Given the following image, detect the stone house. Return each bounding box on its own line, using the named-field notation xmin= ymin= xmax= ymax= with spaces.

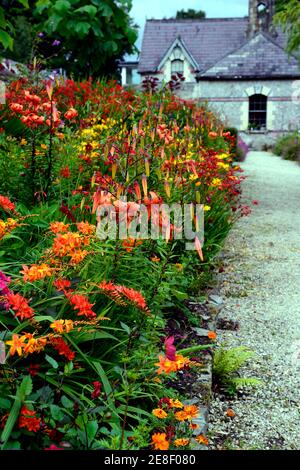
xmin=135 ymin=0 xmax=300 ymax=148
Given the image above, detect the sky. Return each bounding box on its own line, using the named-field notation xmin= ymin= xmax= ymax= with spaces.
xmin=131 ymin=0 xmax=249 ymax=49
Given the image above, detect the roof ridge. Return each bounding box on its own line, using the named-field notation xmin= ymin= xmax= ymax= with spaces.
xmin=145 ymin=17 xmax=248 ymax=23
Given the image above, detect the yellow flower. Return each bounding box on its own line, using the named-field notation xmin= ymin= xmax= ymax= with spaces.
xmin=20 ymin=138 xmax=27 ymax=145
xmin=211 ymin=177 xmax=221 ymax=187
xmin=204 ymin=205 xmax=211 ymax=212
xmin=152 ymin=408 xmax=168 ymax=419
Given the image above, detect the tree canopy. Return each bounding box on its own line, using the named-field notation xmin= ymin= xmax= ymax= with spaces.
xmin=0 ymin=0 xmax=138 ymax=78
xmin=175 ymin=9 xmax=206 ymax=20
xmin=274 ymin=0 xmax=300 ymax=57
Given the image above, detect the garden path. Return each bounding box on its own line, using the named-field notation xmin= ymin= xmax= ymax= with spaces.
xmin=209 ymin=151 xmax=300 ymax=450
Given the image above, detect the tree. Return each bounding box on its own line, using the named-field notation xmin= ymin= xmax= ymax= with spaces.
xmin=0 ymin=0 xmax=30 ymax=51
xmin=175 ymin=9 xmax=206 ymax=20
xmin=274 ymin=0 xmax=300 ymax=57
xmin=0 ymin=0 xmax=138 ymax=79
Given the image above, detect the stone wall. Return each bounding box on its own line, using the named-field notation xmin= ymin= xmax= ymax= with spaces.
xmin=177 ymin=79 xmax=300 ymax=149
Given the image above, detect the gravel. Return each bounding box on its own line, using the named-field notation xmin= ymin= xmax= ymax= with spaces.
xmin=208 ymin=151 xmax=300 ymax=450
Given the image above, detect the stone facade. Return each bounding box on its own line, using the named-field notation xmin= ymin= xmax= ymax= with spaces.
xmin=178 ymin=79 xmax=300 ymax=144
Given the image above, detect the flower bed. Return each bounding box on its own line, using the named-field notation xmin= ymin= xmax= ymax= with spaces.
xmin=0 ymin=74 xmax=245 ymax=450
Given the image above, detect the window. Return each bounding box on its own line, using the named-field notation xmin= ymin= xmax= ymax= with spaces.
xmin=257 ymin=2 xmax=267 ymax=16
xmin=171 ymin=59 xmax=184 ymax=74
xmin=249 ymin=94 xmax=267 ymax=130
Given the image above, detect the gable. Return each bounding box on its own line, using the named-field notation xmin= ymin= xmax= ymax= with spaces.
xmin=138 ymin=18 xmax=248 ymax=74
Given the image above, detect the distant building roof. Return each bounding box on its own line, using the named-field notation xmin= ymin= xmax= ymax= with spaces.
xmin=138 ymin=18 xmax=300 ymax=78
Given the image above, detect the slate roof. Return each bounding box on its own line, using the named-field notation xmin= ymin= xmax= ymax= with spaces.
xmin=201 ymin=32 xmax=300 ymax=78
xmin=138 ymin=18 xmax=300 ymax=78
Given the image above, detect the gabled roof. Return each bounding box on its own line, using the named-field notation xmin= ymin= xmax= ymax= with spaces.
xmin=157 ymin=36 xmax=198 ymax=71
xmin=138 ymin=17 xmax=300 ymax=78
xmin=200 ymin=32 xmax=300 ymax=78
xmin=138 ymin=18 xmax=249 ymax=73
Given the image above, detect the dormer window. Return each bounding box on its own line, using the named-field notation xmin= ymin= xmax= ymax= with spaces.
xmin=171 ymin=59 xmax=184 ymax=74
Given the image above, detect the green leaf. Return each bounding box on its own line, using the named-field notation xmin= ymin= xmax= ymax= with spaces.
xmin=98 ymin=3 xmax=113 ymax=17
xmin=74 ymin=21 xmax=91 ymax=37
xmin=61 ymin=395 xmax=73 ymax=409
xmin=50 ymin=404 xmax=65 ymax=421
xmin=0 ymin=29 xmax=13 ymax=50
xmin=45 ymin=354 xmax=59 ymax=369
xmin=86 ymin=420 xmax=98 ymax=441
xmin=0 ymin=398 xmax=11 ymax=410
xmin=120 ymin=322 xmax=130 ymax=335
xmin=75 ymin=5 xmax=97 ymax=18
xmin=76 ymin=331 xmax=118 ymax=343
xmin=17 ymin=0 xmax=29 ymax=6
xmin=53 ymin=0 xmax=71 ymax=14
xmin=18 ymin=375 xmax=32 ymax=400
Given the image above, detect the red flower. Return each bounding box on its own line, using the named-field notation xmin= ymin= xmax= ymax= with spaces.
xmin=50 ymin=337 xmax=75 ymax=361
xmin=44 ymin=444 xmax=64 ymax=451
xmin=64 ymin=108 xmax=78 ymax=120
xmin=6 ymin=292 xmax=34 ymax=320
xmin=0 ymin=195 xmax=15 ymax=212
xmin=69 ymin=293 xmax=96 ymax=318
xmin=18 ymin=406 xmax=41 ymax=432
xmin=164 ymin=336 xmax=176 ymax=361
xmin=28 ymin=364 xmax=40 ymax=377
xmin=54 ymin=279 xmax=72 ymax=293
xmin=91 ymin=381 xmax=102 ymax=399
xmin=60 ymin=166 xmax=71 ymax=178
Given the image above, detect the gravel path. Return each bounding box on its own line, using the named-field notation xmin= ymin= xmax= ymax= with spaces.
xmin=209 ymin=151 xmax=300 ymax=450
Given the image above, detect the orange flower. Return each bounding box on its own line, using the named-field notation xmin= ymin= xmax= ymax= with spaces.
xmin=50 ymin=221 xmax=70 ymax=234
xmin=98 ymin=281 xmax=150 ymax=313
xmin=174 ymin=411 xmax=188 ymax=421
xmin=52 ymin=232 xmax=81 ymax=257
xmin=151 ymin=433 xmax=169 ymax=450
xmin=155 ymin=354 xmax=190 ymax=375
xmin=174 ymin=438 xmax=190 ymax=447
xmin=169 ymin=399 xmax=183 ymax=409
xmin=152 ymin=408 xmax=168 ymax=419
xmin=76 ymin=221 xmax=95 ymax=235
xmin=6 ymin=292 xmax=34 ymax=320
xmin=0 ymin=195 xmax=15 ymax=212
xmin=69 ymin=294 xmax=96 ymax=318
xmin=21 ymin=263 xmax=52 ymax=282
xmin=195 ymin=434 xmax=209 ymax=446
xmin=190 ymin=423 xmax=199 ymax=430
xmin=50 ymin=319 xmax=74 ymax=334
xmin=208 ymin=331 xmax=217 ymax=341
xmin=69 ymin=249 xmax=88 ymax=264
xmin=21 ymin=333 xmax=47 ymax=354
xmin=182 ymin=405 xmax=199 ymax=420
xmin=151 ymin=256 xmax=160 ymax=262
xmin=6 ymin=334 xmax=26 ymax=356
xmin=226 ymin=408 xmax=235 ymax=418
xmin=155 ymin=355 xmax=178 ymax=375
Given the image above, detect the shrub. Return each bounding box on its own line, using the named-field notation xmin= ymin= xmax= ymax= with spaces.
xmin=273 ymin=132 xmax=300 ymax=161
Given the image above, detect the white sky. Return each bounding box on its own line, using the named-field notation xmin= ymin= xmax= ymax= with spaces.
xmin=131 ymin=0 xmax=249 ymax=49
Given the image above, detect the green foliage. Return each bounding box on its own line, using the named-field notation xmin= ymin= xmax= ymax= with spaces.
xmin=213 ymin=346 xmax=261 ymax=395
xmin=274 ymin=0 xmax=300 ymax=58
xmin=175 ymin=9 xmax=206 ymax=19
xmin=0 ymin=0 xmax=30 ymax=51
xmin=0 ymin=0 xmax=138 ymax=78
xmin=273 ymin=132 xmax=300 ymax=161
